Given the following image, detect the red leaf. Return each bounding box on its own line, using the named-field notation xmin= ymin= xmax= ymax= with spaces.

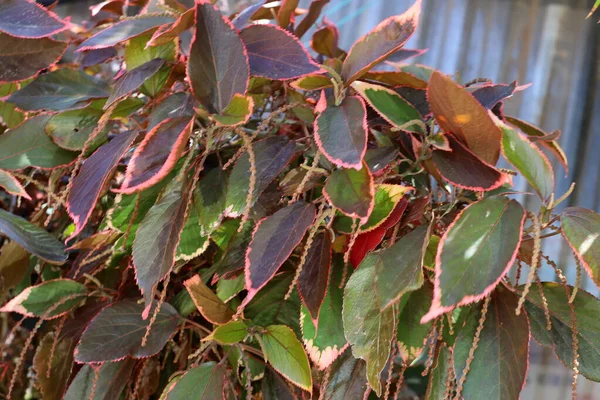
xmin=298 ymin=230 xmax=333 ymax=322
xmin=188 ymin=1 xmax=249 ymax=114
xmin=0 ymin=0 xmax=68 ymax=38
xmin=240 ymin=24 xmax=322 ymax=80
xmin=118 ymin=117 xmax=193 ymax=194
xmin=105 ymin=58 xmax=165 ymax=108
xmin=148 ymin=8 xmax=194 ymax=47
xmin=428 ymin=71 xmax=503 ymax=165
xmin=0 ymin=33 xmax=66 ymax=83
xmin=243 ymin=201 xmax=316 ymax=304
xmin=431 ymin=134 xmax=508 ymax=191
xmin=341 ymin=0 xmax=421 ymax=85
xmin=315 ymin=96 xmax=368 ymax=170
xmin=68 ymin=131 xmax=138 ymax=238
xmin=349 ymin=225 xmax=386 ymax=268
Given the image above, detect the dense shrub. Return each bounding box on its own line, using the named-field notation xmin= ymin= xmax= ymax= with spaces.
xmin=0 ymin=0 xmax=598 ymax=399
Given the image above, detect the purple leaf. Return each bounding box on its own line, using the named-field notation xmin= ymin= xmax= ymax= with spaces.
xmin=315 ymin=96 xmax=368 ymax=170
xmin=0 ymin=0 xmax=67 ymax=38
xmin=76 ymin=15 xmax=174 ymax=51
xmin=298 ymin=230 xmax=332 ymax=323
xmin=80 ymin=47 xmax=118 ymax=68
xmin=240 ymin=24 xmax=322 ymax=80
xmin=105 ymin=58 xmax=165 ymax=108
xmin=231 ymin=0 xmax=266 ymax=30
xmin=471 ymin=81 xmax=517 ymax=110
xmin=188 ymin=1 xmax=249 ymax=114
xmin=244 ymin=201 xmax=316 ymax=304
xmin=431 ymin=134 xmax=509 ymax=192
xmin=67 ymin=131 xmax=138 ymax=238
xmin=118 ymin=116 xmax=193 ymax=194
xmin=74 ymin=299 xmax=180 ymax=363
xmin=0 ymin=33 xmax=66 ymax=83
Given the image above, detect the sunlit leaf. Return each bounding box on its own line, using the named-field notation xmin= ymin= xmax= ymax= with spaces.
xmin=213 ymin=94 xmax=254 ymax=126
xmin=204 ymin=320 xmax=248 ymax=344
xmin=315 ymin=96 xmax=368 ymax=170
xmin=0 ymin=279 xmax=86 ymax=318
xmin=423 ymin=196 xmax=525 ymax=322
xmin=188 ymin=1 xmax=249 ymax=114
xmin=560 ymin=207 xmax=600 ymax=288
xmin=74 ymin=299 xmax=179 ymax=363
xmin=184 ymin=274 xmax=234 ymax=325
xmin=162 ymin=362 xmax=226 ymax=400
xmin=0 ymin=208 xmax=68 ymax=264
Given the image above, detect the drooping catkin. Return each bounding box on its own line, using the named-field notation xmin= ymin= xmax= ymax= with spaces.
xmin=237 ymin=129 xmax=257 ymax=233
xmin=515 ymin=258 xmax=524 ymax=285
xmin=341 ymin=218 xmax=359 ymax=288
xmin=443 ymin=349 xmax=456 ymax=400
xmin=534 ymin=271 xmax=552 ymax=331
xmin=141 ymin=273 xmax=171 ymax=347
xmin=88 ymin=364 xmax=101 ymax=400
xmin=131 ymin=358 xmax=149 ymax=400
xmin=392 ymin=357 xmax=408 ymax=400
xmin=454 ymin=295 xmax=491 ymax=400
xmin=516 ymin=212 xmax=541 ymax=315
xmin=385 ymin=308 xmax=400 ymax=399
xmin=318 ymin=366 xmax=331 ymax=400
xmin=421 ymin=322 xmax=439 ymax=377
xmin=291 ymin=150 xmax=321 ymax=203
xmin=122 ymin=193 xmax=141 ymax=249
xmin=46 ymin=315 xmax=66 ymax=378
xmin=569 ymin=255 xmax=582 ymax=304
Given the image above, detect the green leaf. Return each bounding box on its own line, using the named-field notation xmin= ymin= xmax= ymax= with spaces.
xmin=500 ymin=123 xmax=554 ymax=201
xmin=0 ymin=169 xmax=29 ymax=198
xmin=46 ymin=107 xmax=108 ymax=151
xmin=560 ymin=207 xmax=600 ymax=287
xmin=341 ymin=0 xmax=421 ymax=84
xmin=428 ymin=71 xmax=502 ymax=165
xmin=225 ymin=136 xmax=296 ymax=217
xmin=7 ymin=69 xmax=110 ymax=111
xmin=301 ymin=259 xmax=348 ymax=370
xmin=454 ymin=290 xmax=529 ymax=400
xmin=204 ymin=320 xmax=248 ymax=344
xmin=342 ymin=257 xmax=395 ymax=395
xmin=0 ymin=114 xmax=77 ymax=170
xmin=374 ymin=223 xmax=429 ymax=309
xmin=397 ymin=281 xmax=434 ymax=362
xmin=0 ymin=208 xmax=68 ymax=264
xmin=133 ymin=180 xmax=190 ymax=314
xmin=176 ymin=201 xmax=209 ymax=261
xmin=184 ymin=274 xmax=234 ymax=325
xmin=423 ymin=196 xmax=525 ymax=322
xmin=0 ymin=83 xmax=24 ymax=128
xmin=213 ymin=93 xmax=254 ymax=126
xmin=74 ymin=299 xmax=180 ymax=363
xmin=188 ymin=2 xmax=249 ymax=114
xmin=0 ymin=279 xmax=86 ymax=319
xmin=315 ymin=96 xmax=368 ymax=170
xmin=195 ymin=168 xmax=228 ymax=236
xmin=352 ymin=81 xmax=424 ymax=133
xmin=424 ymin=345 xmax=452 ymax=400
xmin=0 ymin=33 xmax=66 ymax=83
xmin=216 ymin=274 xmax=245 ymax=303
xmin=290 ymin=74 xmax=332 ymax=91
xmin=161 ymin=362 xmax=226 ymax=400
xmin=125 ymin=33 xmax=175 ymax=97
xmin=525 ymin=283 xmax=600 ymax=382
xmin=324 ymin=165 xmax=374 ymax=222
xmin=333 ymin=184 xmax=411 ymax=233
xmin=258 ymin=325 xmax=313 ymax=392
xmin=63 ymin=359 xmax=135 ymax=400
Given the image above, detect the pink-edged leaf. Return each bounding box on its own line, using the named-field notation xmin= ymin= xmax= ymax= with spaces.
xmin=341 ymin=0 xmax=421 ymax=85
xmin=0 ymin=169 xmax=30 ymax=199
xmin=63 ymin=358 xmax=136 ymax=400
xmin=133 ymin=180 xmax=190 ymax=316
xmin=431 ymin=134 xmax=509 ymax=191
xmin=213 ymin=93 xmax=254 ymax=127
xmin=0 ymin=279 xmax=86 ymax=319
xmin=76 ymin=15 xmax=174 ymax=51
xmin=385 ymin=48 xmax=427 ymax=64
xmin=105 ymin=58 xmax=165 ymax=108
xmin=231 ymin=0 xmax=267 ymax=30
xmin=0 ymin=0 xmax=67 ymax=38
xmin=0 ymin=208 xmax=68 ymax=264
xmin=422 ymin=196 xmax=525 ymax=322
xmin=428 ymin=71 xmax=503 ymax=165
xmin=118 ymin=116 xmax=193 ymax=194
xmin=147 ymin=8 xmax=194 ymax=46
xmin=148 ymin=92 xmax=195 ymax=129
xmin=505 ymin=116 xmax=568 ymax=175
xmin=323 ymin=165 xmax=374 ymax=223
xmin=184 ymin=274 xmax=234 ymax=325
xmin=74 ymin=299 xmax=179 ymax=363
xmin=188 ymin=1 xmax=249 ymax=114
xmin=243 ymin=201 xmax=316 ymax=304
xmin=67 ymin=131 xmax=138 ymax=238
xmin=315 ymin=96 xmax=368 ymax=170
xmin=298 ymin=230 xmax=332 ymax=322
xmin=500 ymin=122 xmax=554 ymax=201
xmin=0 ymin=33 xmax=66 ymax=83
xmin=310 ymin=22 xmax=340 ymax=58
xmin=560 ymin=207 xmax=600 ymax=288
xmin=240 ymin=24 xmax=322 ymax=80
xmin=470 ymin=81 xmax=517 ymax=110
xmin=454 ymin=289 xmax=529 ymax=400
xmin=349 ymin=225 xmax=386 ymax=268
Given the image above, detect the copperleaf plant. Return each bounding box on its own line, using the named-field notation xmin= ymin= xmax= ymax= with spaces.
xmin=0 ymin=0 xmax=597 ymax=399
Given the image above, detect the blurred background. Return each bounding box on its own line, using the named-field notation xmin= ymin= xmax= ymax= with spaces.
xmin=49 ymin=0 xmax=600 ymax=398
